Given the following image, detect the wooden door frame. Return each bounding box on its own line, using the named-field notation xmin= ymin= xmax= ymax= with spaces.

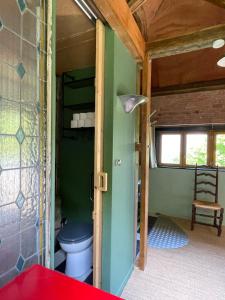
xmin=138 ymin=55 xmax=151 ymax=270
xmin=93 ymin=19 xmax=106 ymax=288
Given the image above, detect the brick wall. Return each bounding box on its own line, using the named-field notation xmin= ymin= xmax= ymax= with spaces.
xmin=152 ymin=89 xmax=225 ymax=126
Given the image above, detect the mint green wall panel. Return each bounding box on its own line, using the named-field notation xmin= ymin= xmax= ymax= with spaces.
xmin=102 ymin=28 xmax=114 ymax=293
xmin=149 ymin=168 xmax=225 ymax=225
xmin=102 ymin=27 xmax=136 ymax=295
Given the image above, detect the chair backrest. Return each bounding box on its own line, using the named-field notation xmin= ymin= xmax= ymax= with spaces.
xmin=194 ymin=165 xmax=218 ymax=203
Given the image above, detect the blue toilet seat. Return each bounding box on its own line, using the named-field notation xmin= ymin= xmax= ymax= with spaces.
xmin=57 ymin=221 xmax=93 ymax=244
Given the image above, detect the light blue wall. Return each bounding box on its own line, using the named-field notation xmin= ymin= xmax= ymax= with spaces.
xmin=102 ymin=27 xmax=137 ymax=295
xmin=149 ymin=168 xmax=225 ymax=224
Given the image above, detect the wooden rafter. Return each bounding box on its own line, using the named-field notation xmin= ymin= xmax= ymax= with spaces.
xmin=128 ymin=0 xmax=148 ymax=13
xmin=152 ymin=79 xmax=225 ymax=97
xmin=147 ymin=24 xmax=225 ymax=58
xmin=92 ymin=0 xmax=145 ymax=61
xmin=205 ymin=0 xmax=225 ymax=9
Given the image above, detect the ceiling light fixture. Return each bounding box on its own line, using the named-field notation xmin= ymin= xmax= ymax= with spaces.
xmin=217 ymin=56 xmax=225 ymax=67
xmin=212 ymin=39 xmax=225 ymax=49
xmin=118 ymin=95 xmax=149 ymax=113
xmin=74 ymin=0 xmax=97 ymax=23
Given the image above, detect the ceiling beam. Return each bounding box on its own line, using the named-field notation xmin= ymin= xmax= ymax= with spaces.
xmin=128 ymin=0 xmax=148 ymax=13
xmin=204 ymin=0 xmax=225 ymax=9
xmin=147 ymin=24 xmax=225 ymax=59
xmin=92 ymin=0 xmax=145 ymax=61
xmin=152 ymin=79 xmax=225 ymax=97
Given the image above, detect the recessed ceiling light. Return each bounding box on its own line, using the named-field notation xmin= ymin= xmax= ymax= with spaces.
xmin=217 ymin=56 xmax=225 ymax=67
xmin=213 ymin=39 xmax=225 ymax=49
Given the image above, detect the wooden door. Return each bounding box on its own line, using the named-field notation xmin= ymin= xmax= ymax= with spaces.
xmin=93 ymin=20 xmax=107 ymax=288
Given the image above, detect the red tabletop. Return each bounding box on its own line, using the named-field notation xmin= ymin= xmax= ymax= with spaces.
xmin=0 ymin=265 xmax=122 ymax=300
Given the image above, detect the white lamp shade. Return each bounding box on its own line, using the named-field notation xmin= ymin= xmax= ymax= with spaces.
xmin=118 ymin=95 xmax=148 ymax=113
xmin=217 ymin=56 xmax=225 ymax=67
xmin=213 ymin=39 xmax=225 ymax=49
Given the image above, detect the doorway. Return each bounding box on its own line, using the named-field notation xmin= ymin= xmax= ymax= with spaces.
xmin=54 ymin=0 xmax=105 ymax=288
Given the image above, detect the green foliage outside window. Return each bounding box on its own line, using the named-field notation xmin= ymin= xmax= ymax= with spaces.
xmin=216 ymin=135 xmax=225 ymax=167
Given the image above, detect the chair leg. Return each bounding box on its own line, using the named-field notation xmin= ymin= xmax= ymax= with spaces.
xmin=191 ymin=205 xmax=196 ymax=231
xmin=218 ymin=208 xmax=224 ymax=237
xmin=214 ymin=211 xmax=217 ymax=227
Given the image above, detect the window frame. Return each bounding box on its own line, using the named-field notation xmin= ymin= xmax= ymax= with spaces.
xmin=157 ymin=129 xmax=225 ymax=169
xmin=158 ymin=131 xmax=183 ymax=167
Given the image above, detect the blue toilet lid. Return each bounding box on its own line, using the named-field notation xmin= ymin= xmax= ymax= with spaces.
xmin=57 ymin=221 xmax=93 ymax=244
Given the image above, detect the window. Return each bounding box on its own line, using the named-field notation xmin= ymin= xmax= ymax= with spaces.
xmin=215 ymin=134 xmax=225 ymax=167
xmin=160 ymin=134 xmax=181 ymax=165
xmin=186 ymin=134 xmax=208 ymax=166
xmin=158 ymin=129 xmax=225 ymax=168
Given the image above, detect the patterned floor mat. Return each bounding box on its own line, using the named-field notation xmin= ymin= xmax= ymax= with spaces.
xmin=148 ymin=215 xmax=188 ymax=249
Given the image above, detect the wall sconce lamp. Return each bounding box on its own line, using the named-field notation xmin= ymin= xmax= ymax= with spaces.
xmin=118 ymin=95 xmax=149 ymax=113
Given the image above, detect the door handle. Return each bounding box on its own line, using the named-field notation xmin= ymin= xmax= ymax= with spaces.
xmin=98 ymin=172 xmax=108 ymax=192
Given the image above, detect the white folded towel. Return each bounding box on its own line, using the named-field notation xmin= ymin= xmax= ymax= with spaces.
xmin=86 ymin=112 xmax=95 ymax=120
xmin=84 ymin=119 xmax=94 ymax=127
xmin=77 ymin=119 xmax=85 ymax=128
xmin=71 ymin=120 xmax=78 ymax=128
xmin=79 ymin=113 xmax=87 ymax=120
xmin=73 ymin=114 xmax=80 ymax=121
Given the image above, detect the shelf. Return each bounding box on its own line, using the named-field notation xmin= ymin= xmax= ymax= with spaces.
xmin=63 ymin=127 xmax=94 ymax=131
xmin=63 ymin=102 xmax=95 ymax=111
xmin=64 ymin=77 xmax=95 ymax=89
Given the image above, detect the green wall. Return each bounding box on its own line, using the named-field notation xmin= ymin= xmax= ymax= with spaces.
xmin=60 ymin=67 xmax=95 ymax=222
xmin=102 ymin=27 xmax=137 ymax=295
xmin=149 ymin=168 xmax=225 ymax=225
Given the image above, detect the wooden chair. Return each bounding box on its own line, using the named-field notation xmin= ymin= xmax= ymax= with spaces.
xmin=191 ymin=165 xmax=224 ymax=236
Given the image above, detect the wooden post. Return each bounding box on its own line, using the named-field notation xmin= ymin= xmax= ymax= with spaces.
xmin=138 ymin=54 xmax=151 ymax=270
xmin=93 ymin=20 xmax=105 ymax=288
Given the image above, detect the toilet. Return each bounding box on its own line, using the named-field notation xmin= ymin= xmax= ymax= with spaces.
xmin=57 ymin=221 xmax=93 ymax=281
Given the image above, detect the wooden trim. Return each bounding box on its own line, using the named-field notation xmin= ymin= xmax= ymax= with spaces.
xmin=138 ymin=55 xmax=151 ymax=270
xmin=93 ymin=20 xmax=105 ymax=289
xmin=208 ymin=130 xmax=214 ymax=167
xmin=135 ymin=142 xmax=141 ymax=152
xmin=204 ymin=0 xmax=225 ymax=9
xmin=147 ymin=24 xmax=225 ymax=59
xmin=93 ymin=0 xmax=145 ymax=61
xmin=181 ymin=132 xmax=186 ymax=168
xmin=152 ymin=79 xmax=225 ymax=97
xmin=128 ymin=0 xmax=148 ymax=13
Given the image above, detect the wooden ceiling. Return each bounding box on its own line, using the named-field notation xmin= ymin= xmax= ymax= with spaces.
xmin=134 ymin=0 xmax=225 ymax=42
xmin=56 ymin=0 xmax=96 ymax=75
xmin=56 ymin=0 xmax=225 ymax=87
xmin=130 ymin=0 xmax=225 ymax=88
xmin=152 ymin=47 xmax=225 ymax=88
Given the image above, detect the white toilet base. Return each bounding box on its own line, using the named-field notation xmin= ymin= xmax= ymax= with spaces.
xmin=65 ymin=243 xmax=93 ymax=281
xmin=75 ymin=268 xmax=93 ymax=282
